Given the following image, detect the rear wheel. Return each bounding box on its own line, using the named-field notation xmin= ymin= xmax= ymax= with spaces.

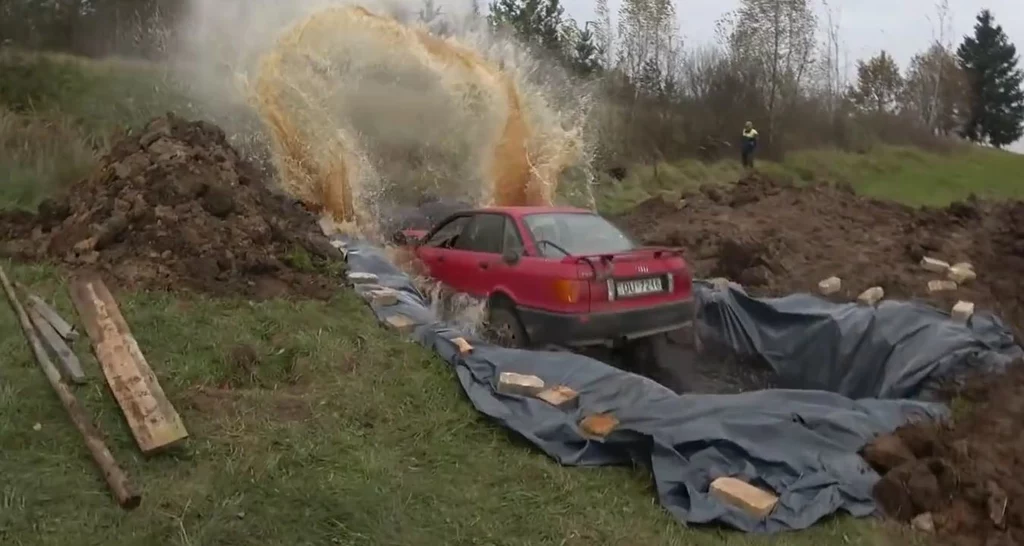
xmin=624 ymin=333 xmax=690 ymax=393
xmin=485 ymin=301 xmax=529 ymax=349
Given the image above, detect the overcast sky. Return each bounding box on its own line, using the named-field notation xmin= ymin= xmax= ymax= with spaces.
xmin=559 ymin=0 xmax=1024 ymax=152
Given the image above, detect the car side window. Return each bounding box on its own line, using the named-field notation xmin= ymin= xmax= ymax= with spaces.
xmin=502 ymin=217 xmax=524 ymax=255
xmin=424 ymin=216 xmax=470 ymax=248
xmin=454 ymin=213 xmax=505 ymax=253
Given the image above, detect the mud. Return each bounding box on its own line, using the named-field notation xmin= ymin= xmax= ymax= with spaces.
xmin=862 ymin=361 xmax=1024 ymax=545
xmin=616 ymin=174 xmax=1024 ymax=337
xmin=0 ymin=114 xmax=345 ymax=299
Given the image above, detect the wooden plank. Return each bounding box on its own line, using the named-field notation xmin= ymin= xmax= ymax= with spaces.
xmin=24 ymin=292 xmax=79 ymax=341
xmin=27 ymin=303 xmax=87 ymax=384
xmin=69 ymin=274 xmax=188 ymax=455
xmin=0 ymin=267 xmax=140 ymax=509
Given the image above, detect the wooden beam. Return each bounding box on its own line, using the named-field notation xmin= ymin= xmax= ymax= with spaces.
xmin=69 ymin=274 xmax=188 ymax=455
xmin=27 ymin=303 xmax=87 ymax=384
xmin=0 ymin=267 xmax=140 ymax=509
xmin=22 ymin=290 xmax=79 ymax=341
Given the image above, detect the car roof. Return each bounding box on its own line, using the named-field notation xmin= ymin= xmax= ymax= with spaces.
xmin=467 ymin=205 xmax=594 ymax=218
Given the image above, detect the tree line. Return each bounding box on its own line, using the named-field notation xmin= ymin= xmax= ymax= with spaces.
xmin=3 ymin=0 xmax=1022 ymax=165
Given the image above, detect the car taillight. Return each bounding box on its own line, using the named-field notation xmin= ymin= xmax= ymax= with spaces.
xmin=553 ymin=279 xmax=583 ymax=303
xmin=606 ymin=278 xmax=615 ymax=301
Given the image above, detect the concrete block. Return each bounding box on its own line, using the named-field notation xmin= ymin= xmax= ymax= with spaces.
xmin=452 ymin=337 xmax=474 ymax=355
xmin=579 ymin=413 xmax=619 ymax=438
xmin=366 ymin=288 xmax=399 ymax=306
xmin=818 ymin=276 xmax=841 ymax=295
xmin=710 ymin=477 xmax=779 ymax=519
xmin=497 ymin=372 xmax=545 ymax=396
xmin=928 ymin=279 xmax=958 ymax=293
xmin=947 ymin=264 xmax=977 ymax=284
xmin=384 ymin=314 xmax=416 ymax=334
xmin=535 ymin=385 xmax=579 ymax=409
xmin=920 ymin=256 xmax=950 ymax=273
xmin=951 ymin=300 xmax=975 ymax=322
xmin=857 ymin=286 xmax=884 ymax=306
xmin=347 ymin=271 xmax=379 ymax=284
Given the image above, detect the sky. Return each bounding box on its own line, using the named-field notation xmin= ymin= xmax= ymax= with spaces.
xmin=560 ymin=0 xmax=1024 ymax=152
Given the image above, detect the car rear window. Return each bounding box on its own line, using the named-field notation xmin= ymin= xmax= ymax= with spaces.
xmin=523 ymin=212 xmax=637 ymax=257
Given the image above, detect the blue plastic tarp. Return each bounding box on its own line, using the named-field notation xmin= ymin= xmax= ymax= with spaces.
xmin=338 ymin=237 xmax=1019 ymax=533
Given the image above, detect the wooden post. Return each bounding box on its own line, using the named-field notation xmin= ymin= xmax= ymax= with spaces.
xmin=0 ymin=267 xmax=141 ymax=509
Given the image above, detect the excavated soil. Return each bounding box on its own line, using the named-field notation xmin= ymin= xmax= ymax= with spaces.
xmin=616 ymin=174 xmax=1024 ymax=337
xmin=0 ymin=114 xmax=345 ymax=299
xmin=862 ymin=361 xmax=1024 ymax=545
xmin=618 ymin=174 xmax=1024 ymax=542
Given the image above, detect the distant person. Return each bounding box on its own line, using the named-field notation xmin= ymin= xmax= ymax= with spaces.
xmin=741 ymin=121 xmax=758 ymax=168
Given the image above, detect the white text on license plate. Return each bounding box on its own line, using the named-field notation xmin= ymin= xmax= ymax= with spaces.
xmin=616 ymin=277 xmax=663 ymax=297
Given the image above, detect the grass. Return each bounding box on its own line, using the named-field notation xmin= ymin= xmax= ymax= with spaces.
xmin=595 ymin=144 xmax=1024 ymax=214
xmin=0 ymin=261 xmax=907 ymax=545
xmin=0 ymin=48 xmax=973 ymax=544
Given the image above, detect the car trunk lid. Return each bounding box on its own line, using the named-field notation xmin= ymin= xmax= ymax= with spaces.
xmin=565 ymin=247 xmax=692 ymax=312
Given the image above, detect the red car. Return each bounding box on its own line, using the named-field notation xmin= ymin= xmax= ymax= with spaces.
xmin=399 ymin=206 xmax=694 ymax=353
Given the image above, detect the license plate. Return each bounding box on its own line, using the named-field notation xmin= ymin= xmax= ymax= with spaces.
xmin=615 ymin=276 xmax=664 ymax=298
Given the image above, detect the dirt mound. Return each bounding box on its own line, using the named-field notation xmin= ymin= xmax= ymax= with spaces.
xmin=862 ymin=361 xmax=1024 ymax=545
xmin=616 ymin=173 xmax=1024 ymax=335
xmin=0 ymin=113 xmax=345 ymax=299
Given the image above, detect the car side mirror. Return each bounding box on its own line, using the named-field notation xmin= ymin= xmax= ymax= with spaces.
xmin=501 ymin=248 xmax=521 ymax=265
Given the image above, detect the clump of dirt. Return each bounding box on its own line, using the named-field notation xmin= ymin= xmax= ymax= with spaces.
xmin=862 ymin=360 xmax=1024 ymax=545
xmin=0 ymin=113 xmax=345 ymax=299
xmin=616 ymin=173 xmax=1024 ymax=334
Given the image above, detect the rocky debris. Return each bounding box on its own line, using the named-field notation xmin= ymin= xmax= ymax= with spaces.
xmin=865 ymin=361 xmax=1024 ymax=546
xmin=0 ymin=114 xmax=345 ymax=300
xmin=615 ymin=174 xmax=1024 ymax=338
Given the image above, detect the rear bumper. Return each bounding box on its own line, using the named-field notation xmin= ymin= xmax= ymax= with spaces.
xmin=517 ymin=299 xmax=694 ymax=348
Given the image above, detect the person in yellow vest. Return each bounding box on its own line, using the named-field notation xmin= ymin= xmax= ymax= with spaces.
xmin=741 ymin=121 xmax=758 ymax=168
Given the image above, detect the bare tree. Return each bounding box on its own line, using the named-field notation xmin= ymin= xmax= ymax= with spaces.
xmin=902 ymin=43 xmax=968 ymax=135
xmin=719 ymin=0 xmax=818 ymax=146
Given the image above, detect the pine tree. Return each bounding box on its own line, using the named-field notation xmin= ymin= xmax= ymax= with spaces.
xmin=488 ymin=0 xmax=566 ymax=54
xmin=956 ymin=9 xmax=1024 ymax=147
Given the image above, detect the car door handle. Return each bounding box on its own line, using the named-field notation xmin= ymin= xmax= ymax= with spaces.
xmin=479 ymin=261 xmax=489 ymax=269
xmin=436 ymin=256 xmax=445 ymax=262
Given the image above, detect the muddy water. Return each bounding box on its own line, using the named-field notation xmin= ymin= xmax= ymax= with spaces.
xmin=251 ymin=4 xmax=585 ymax=235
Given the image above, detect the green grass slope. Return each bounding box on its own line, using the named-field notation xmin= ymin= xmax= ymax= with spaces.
xmin=597 ymin=145 xmax=1024 ymax=214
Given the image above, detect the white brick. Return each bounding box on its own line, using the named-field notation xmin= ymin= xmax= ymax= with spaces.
xmin=497 ymin=372 xmax=545 ymax=396
xmin=818 ymin=276 xmax=841 ymax=295
xmin=384 ymin=313 xmax=416 ymax=334
xmin=928 ymin=280 xmax=957 ymax=292
xmin=452 ymin=337 xmax=474 ymax=355
xmin=920 ymin=257 xmax=950 ymax=273
xmin=951 ymin=300 xmax=975 ymax=322
xmin=365 ymin=288 xmax=399 ymax=306
xmin=710 ymin=477 xmax=778 ymax=519
xmin=947 ymin=264 xmax=976 ymax=284
xmin=347 ymin=272 xmax=379 ymax=284
xmin=857 ymin=286 xmax=884 ymax=306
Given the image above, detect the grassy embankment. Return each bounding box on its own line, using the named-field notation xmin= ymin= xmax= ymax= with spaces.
xmin=5 ymin=50 xmax=1017 ymax=545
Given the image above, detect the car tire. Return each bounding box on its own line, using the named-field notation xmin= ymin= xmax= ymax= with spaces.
xmin=485 ymin=302 xmax=529 ymax=349
xmin=625 ymin=333 xmax=690 ymax=394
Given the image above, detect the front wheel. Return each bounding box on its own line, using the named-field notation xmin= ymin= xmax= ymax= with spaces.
xmin=485 ymin=303 xmax=529 ymax=349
